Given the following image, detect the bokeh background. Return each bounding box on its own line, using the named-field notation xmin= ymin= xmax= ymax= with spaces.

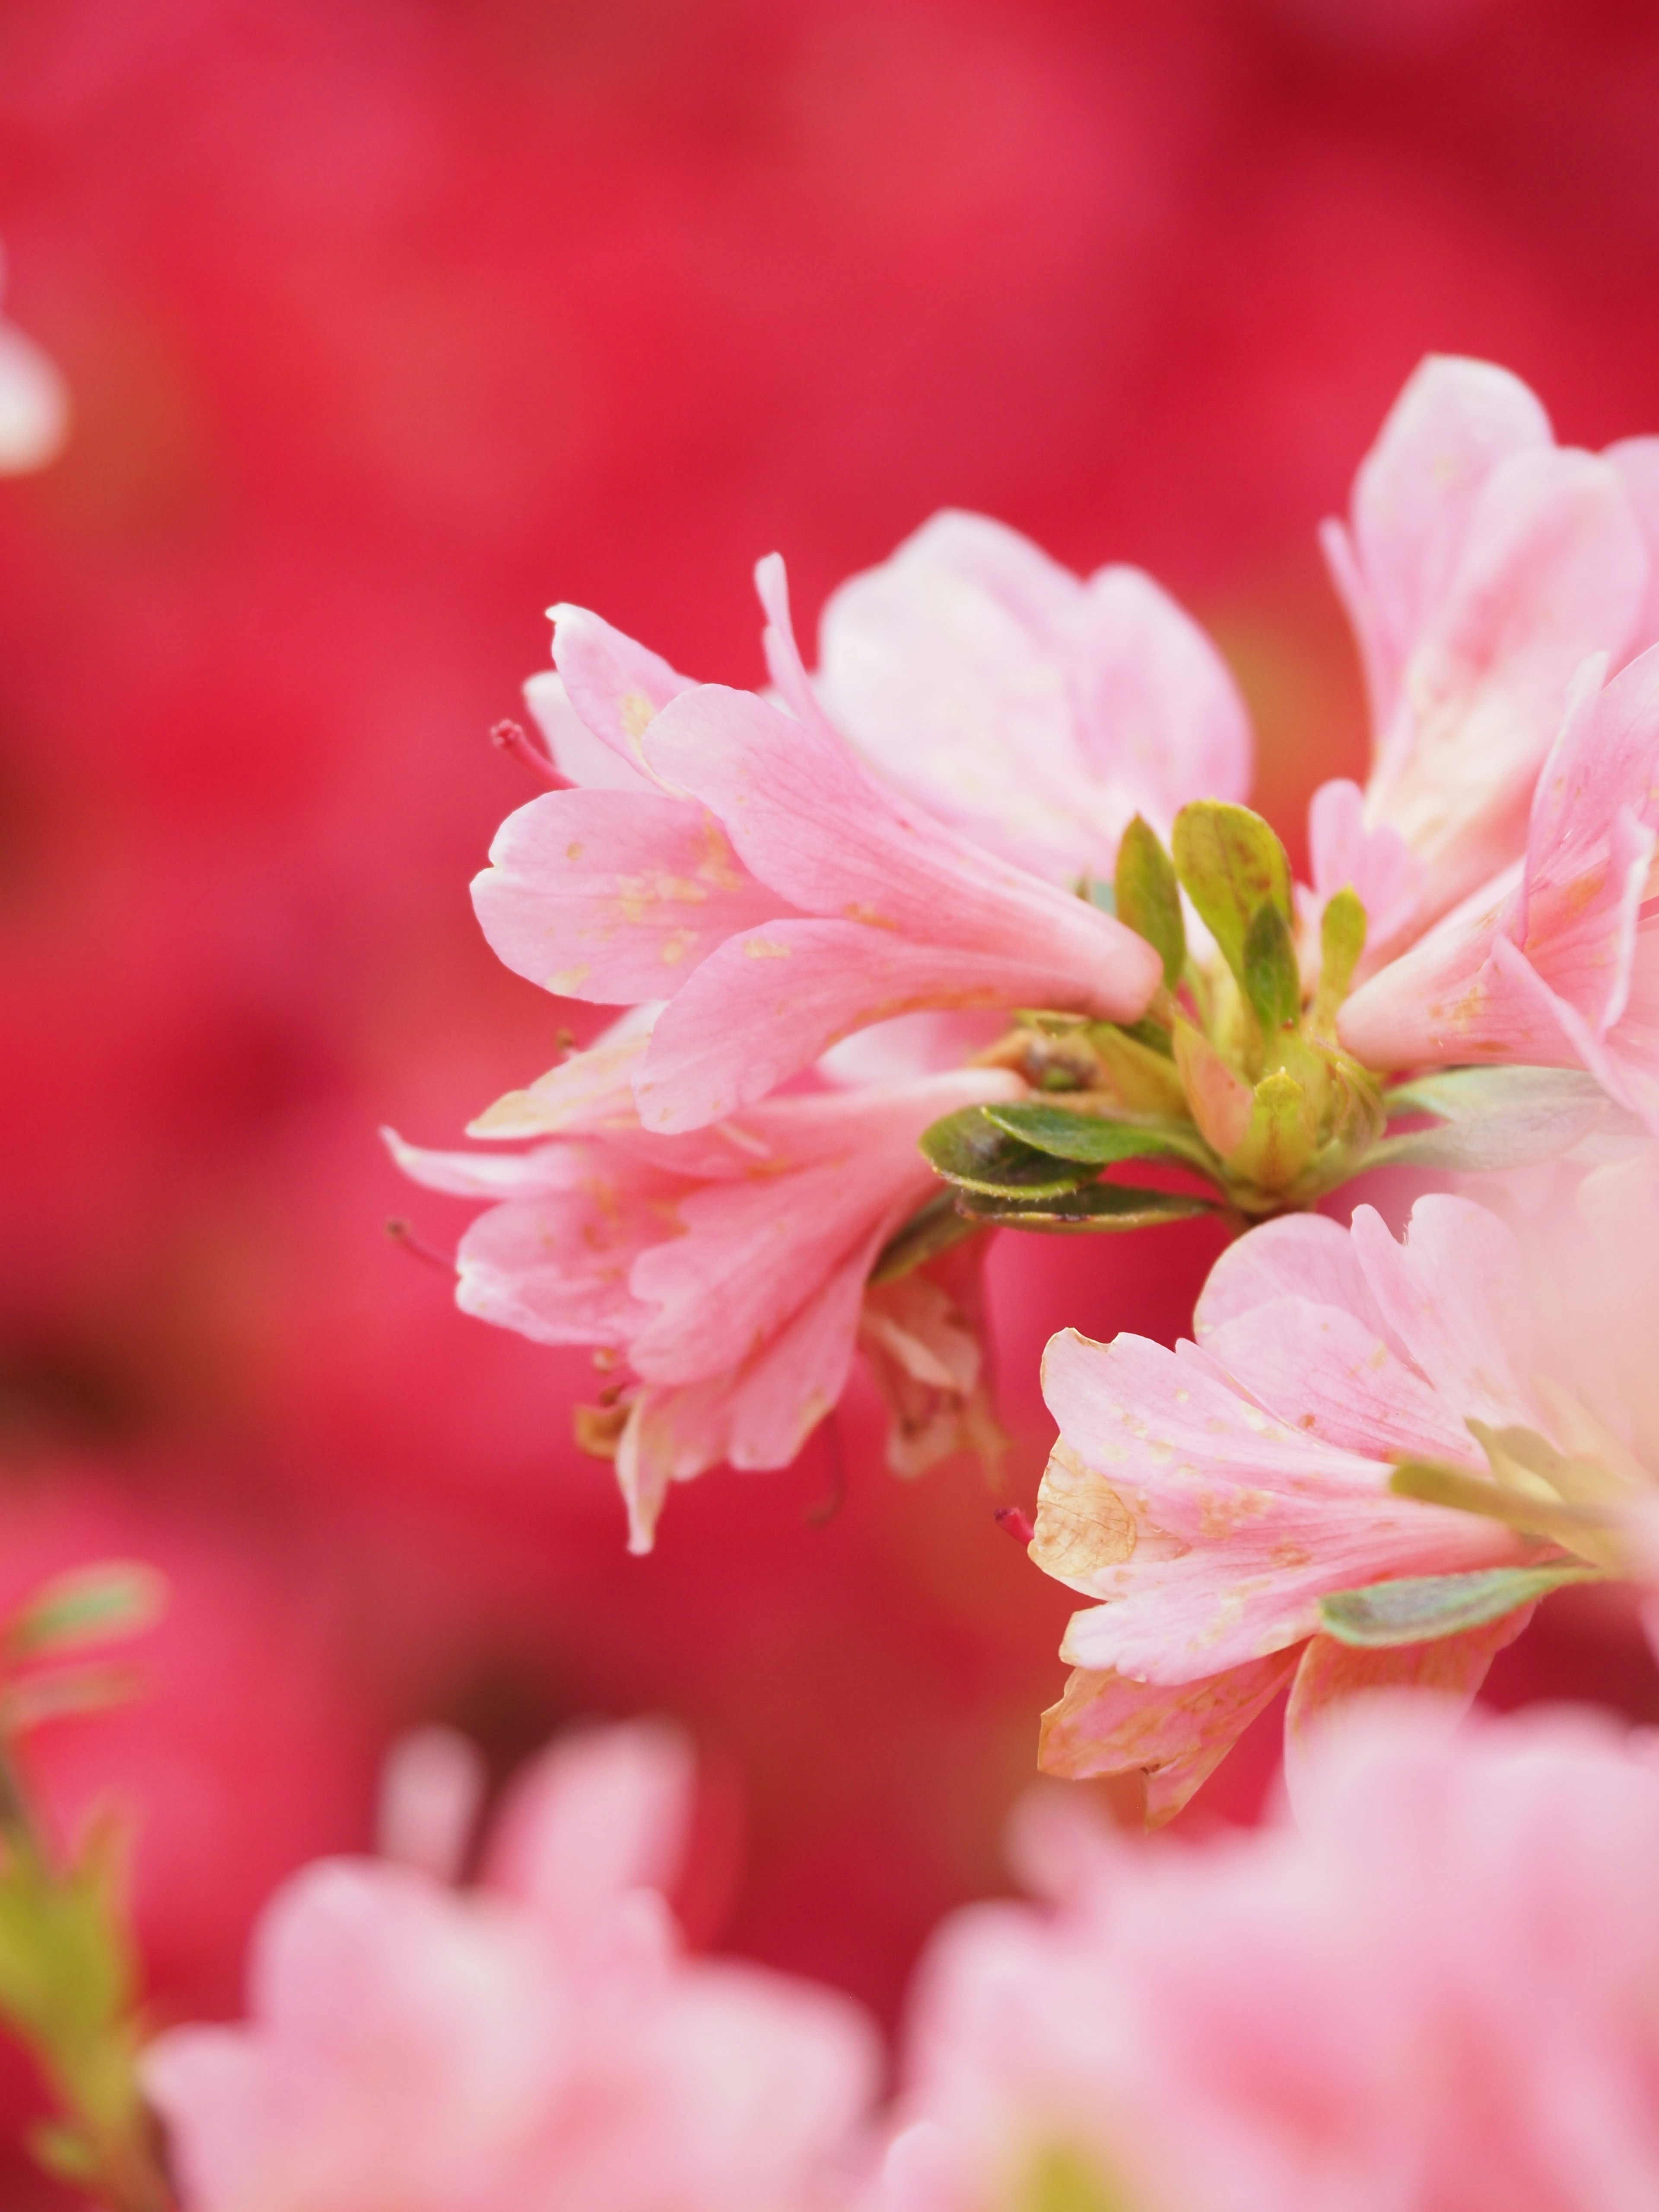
xmin=5 ymin=0 xmax=1659 ymax=2190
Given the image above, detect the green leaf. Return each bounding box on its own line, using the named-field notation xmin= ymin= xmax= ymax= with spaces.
xmin=27 ymin=2120 xmax=99 ymax=2186
xmin=1316 ymin=887 xmax=1367 ymax=1018
xmin=1319 ymin=1563 xmax=1601 ymax=1648
xmin=954 ymin=1185 xmax=1215 ymax=1233
xmin=1375 ymin=1066 xmax=1634 ymax=1173
xmin=5 ymin=1564 xmax=167 ymax=1663
xmin=982 ymin=1102 xmax=1216 ymax=1175
xmin=1170 ymin=801 xmax=1293 ymax=991
xmin=1241 ymin=900 xmax=1301 ymax=1033
xmin=920 ymin=1108 xmax=1096 ymax=1199
xmin=869 ymin=1193 xmax=983 ymax=1285
xmin=1112 ymin=817 xmax=1185 ymax=988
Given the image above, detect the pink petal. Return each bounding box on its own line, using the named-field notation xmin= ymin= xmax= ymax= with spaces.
xmin=1038 ymin=1653 xmax=1300 ymax=1825
xmin=523 ymin=671 xmax=657 ymax=794
xmin=1348 ymin=1198 xmax=1538 ymax=1426
xmin=1200 ymin=1297 xmax=1479 ymax=1464
xmin=1193 ymin=1212 xmax=1386 ymax=1344
xmin=464 ymin=1006 xmax=659 ymax=1139
xmin=1306 ymin=776 xmax=1423 ymax=960
xmin=1344 ymin=356 xmax=1554 ymax=724
xmin=641 ymin=685 xmax=1159 ymax=997
xmin=470 ymin=788 xmax=788 ymax=1002
xmin=1605 ymin=435 xmax=1659 ymax=661
xmin=456 ymin=1177 xmax=679 ymax=1347
xmin=1283 ymin=1611 xmax=1532 ymax=1809
xmin=549 ymin=601 xmax=695 ymax=781
xmin=632 ymin=917 xmax=1107 ymax=1131
xmin=482 ymin=1719 xmax=695 ymax=1938
xmin=1064 ymin=563 xmax=1252 ymax=817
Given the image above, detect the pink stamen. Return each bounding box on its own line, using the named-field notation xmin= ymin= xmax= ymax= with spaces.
xmin=385 ymin=1218 xmax=457 ymax=1275
xmin=995 ymin=1506 xmax=1035 ymax=1547
xmin=490 ymin=718 xmax=568 ymax=788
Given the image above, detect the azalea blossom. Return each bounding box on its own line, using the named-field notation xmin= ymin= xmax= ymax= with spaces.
xmin=1030 ymin=1163 xmax=1659 ymax=1819
xmin=879 ymin=1702 xmax=1659 ymax=2212
xmin=145 ymin=1719 xmax=880 ymax=2212
xmin=0 ymin=241 xmax=68 ymax=474
xmin=475 ymin=546 xmax=1182 ymax=1135
xmin=389 ymin=1052 xmax=1021 ymax=1550
xmin=1307 ymin=355 xmax=1659 ymax=968
xmin=1338 ymin=643 xmax=1659 ymax=1131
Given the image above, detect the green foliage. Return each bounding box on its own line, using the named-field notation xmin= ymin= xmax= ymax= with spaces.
xmin=869 ymin=1192 xmax=983 ymax=1285
xmin=982 ymin=1101 xmax=1214 ymax=1174
xmin=1319 ymin=1564 xmax=1600 ymax=1648
xmin=1170 ymin=801 xmax=1293 ymax=996
xmin=1313 ymin=886 xmax=1367 ymax=1026
xmin=5 ymin=1566 xmax=167 ymax=1665
xmin=1112 ymin=816 xmax=1185 ymax=988
xmin=1240 ymin=900 xmax=1301 ymax=1034
xmin=919 ymin=1107 xmax=1097 ymax=1199
xmin=953 ymin=1184 xmax=1215 ymax=1232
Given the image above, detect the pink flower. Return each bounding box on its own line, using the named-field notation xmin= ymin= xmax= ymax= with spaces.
xmin=145 ymin=1720 xmax=880 ymax=2212
xmin=0 ymin=241 xmax=68 ymax=474
xmin=1030 ymin=1177 xmax=1659 ymax=1819
xmin=1337 ymin=645 xmax=1659 ymax=1129
xmin=389 ymin=1055 xmax=1021 ymax=1550
xmin=810 ymin=509 xmax=1253 ymax=885
xmin=475 ymin=555 xmax=1166 ymax=1135
xmin=1309 ymin=356 xmax=1658 ymax=966
xmin=879 ymin=1702 xmax=1659 ymax=2212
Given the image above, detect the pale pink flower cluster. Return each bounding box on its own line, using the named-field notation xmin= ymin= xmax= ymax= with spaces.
xmin=146 ymin=1704 xmax=1659 ymax=2212
xmin=878 ymin=1701 xmax=1659 ymax=2212
xmin=145 ymin=1721 xmax=880 ymax=2212
xmin=397 ymin=515 xmax=1251 ymax=1541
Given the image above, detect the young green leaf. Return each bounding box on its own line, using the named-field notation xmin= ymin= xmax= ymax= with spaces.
xmin=982 ymin=1102 xmax=1216 ymax=1175
xmin=953 ymin=1185 xmax=1215 ymax=1233
xmin=1170 ymin=801 xmax=1293 ymax=990
xmin=919 ymin=1107 xmax=1097 ymax=1199
xmin=1315 ymin=887 xmax=1367 ymax=1018
xmin=1112 ymin=817 xmax=1185 ymax=988
xmin=869 ymin=1192 xmax=984 ymax=1285
xmin=5 ymin=1564 xmax=168 ymax=1663
xmin=1241 ymin=901 xmax=1300 ymax=1034
xmin=1319 ymin=1563 xmax=1600 ymax=1648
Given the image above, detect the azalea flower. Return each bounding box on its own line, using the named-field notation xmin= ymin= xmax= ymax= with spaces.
xmin=144 ymin=1720 xmax=880 ymax=2212
xmin=1307 ymin=355 xmax=1659 ymax=968
xmin=389 ymin=1052 xmax=1022 ymax=1550
xmin=0 ymin=241 xmax=68 ymax=474
xmin=879 ymin=1702 xmax=1659 ymax=2212
xmin=1030 ymin=1162 xmax=1659 ymax=1820
xmin=475 ymin=547 xmax=1179 ymax=1135
xmin=1337 ymin=643 xmax=1659 ymax=1131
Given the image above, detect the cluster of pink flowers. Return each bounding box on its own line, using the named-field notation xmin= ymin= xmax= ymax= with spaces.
xmin=146 ymin=1702 xmax=1659 ymax=2212
xmin=132 ymin=351 xmax=1659 ymax=2207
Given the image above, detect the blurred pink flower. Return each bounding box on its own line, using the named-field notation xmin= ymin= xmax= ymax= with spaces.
xmin=0 ymin=242 xmax=68 ymax=474
xmin=1309 ymin=355 xmax=1659 ymax=967
xmin=1031 ymin=1178 xmax=1659 ymax=1818
xmin=389 ymin=1058 xmax=1020 ymax=1550
xmin=474 ymin=552 xmax=1166 ymax=1135
xmin=146 ymin=1719 xmax=880 ymax=2212
xmin=878 ymin=1701 xmax=1659 ymax=2212
xmin=1338 ymin=645 xmax=1659 ymax=1130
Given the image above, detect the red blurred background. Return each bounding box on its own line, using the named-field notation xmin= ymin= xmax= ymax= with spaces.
xmin=4 ymin=0 xmax=1659 ymax=2187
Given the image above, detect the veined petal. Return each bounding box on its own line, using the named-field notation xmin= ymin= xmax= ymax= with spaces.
xmin=471 ymin=788 xmax=789 ymax=1003
xmin=1194 ymin=1212 xmax=1387 ymax=1345
xmin=455 ymin=1180 xmax=679 ymax=1348
xmin=632 ymin=918 xmax=1114 ymax=1132
xmin=549 ymin=602 xmax=695 ymax=782
xmin=639 ymin=684 xmax=1162 ymax=998
xmin=1038 ymin=1654 xmax=1300 ymax=1825
xmin=523 ymin=671 xmax=656 ymax=793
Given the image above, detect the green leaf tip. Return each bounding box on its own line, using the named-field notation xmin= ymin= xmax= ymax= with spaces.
xmin=1170 ymin=801 xmax=1293 ymax=997
xmin=1112 ymin=817 xmax=1185 ymax=989
xmin=1319 ymin=1562 xmax=1600 ymax=1648
xmin=918 ymin=1106 xmax=1096 ymax=1200
xmin=1242 ymin=900 xmax=1300 ymax=1033
xmin=5 ymin=1564 xmax=168 ymax=1664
